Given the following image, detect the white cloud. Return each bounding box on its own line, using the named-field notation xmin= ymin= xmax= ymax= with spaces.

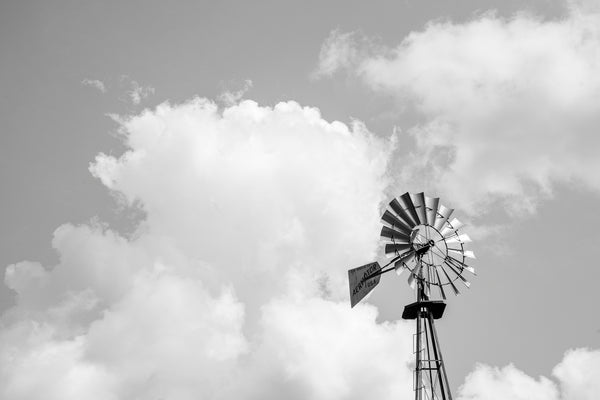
xmin=235 ymin=296 xmax=413 ymax=400
xmin=318 ymin=7 xmax=600 ymax=215
xmin=81 ymin=76 xmax=154 ymax=104
xmin=118 ymin=76 xmax=155 ymax=105
xmin=457 ymin=348 xmax=600 ymax=400
xmin=81 ymin=79 xmax=106 ymax=93
xmin=90 ymin=99 xmax=392 ymax=300
xmin=553 ymin=348 xmax=600 ymax=400
xmin=218 ymin=79 xmax=254 ymax=106
xmin=84 ymin=267 xmax=247 ymax=399
xmin=128 ymin=80 xmax=155 ymax=105
xmin=313 ymin=30 xmax=361 ymax=78
xmin=1 ymin=97 xmax=414 ymax=399
xmin=458 ymin=363 xmax=559 ymax=400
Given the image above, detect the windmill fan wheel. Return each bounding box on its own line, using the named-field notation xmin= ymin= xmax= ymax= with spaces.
xmin=380 ymin=192 xmax=476 ymax=299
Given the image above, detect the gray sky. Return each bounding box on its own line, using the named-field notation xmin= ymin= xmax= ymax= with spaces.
xmin=2 ymin=1 xmax=599 ymax=399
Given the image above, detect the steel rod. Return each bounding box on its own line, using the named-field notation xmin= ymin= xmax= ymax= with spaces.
xmin=415 ymin=304 xmax=422 ymax=400
xmin=429 ymin=312 xmax=453 ymax=400
xmin=423 ymin=308 xmax=435 ymax=399
xmin=427 ymin=312 xmax=447 ymax=400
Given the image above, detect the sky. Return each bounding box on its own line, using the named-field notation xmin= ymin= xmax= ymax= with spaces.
xmin=1 ymin=0 xmax=600 ymax=399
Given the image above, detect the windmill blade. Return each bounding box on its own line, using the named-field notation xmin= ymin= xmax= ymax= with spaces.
xmin=446 ymin=256 xmax=475 ymax=275
xmin=389 ymin=198 xmax=417 ymax=228
xmin=395 ymin=264 xmax=407 ymax=276
xmin=435 ymin=269 xmax=447 ymax=300
xmin=395 ymin=249 xmax=415 ymax=264
xmin=380 ymin=226 xmax=410 ymax=243
xmin=446 ymin=255 xmax=477 ymax=275
xmin=441 ymin=218 xmax=465 ymax=236
xmin=458 ymin=276 xmax=471 ymax=288
xmin=430 ymin=265 xmax=439 ymax=285
xmin=407 ymin=270 xmax=418 ymax=289
xmin=434 ymin=204 xmax=454 ymax=231
xmin=425 ymin=196 xmax=440 ymax=226
xmin=407 ymin=273 xmax=416 ymax=289
xmin=440 ymin=266 xmax=460 ymax=295
xmin=400 ymin=192 xmax=422 ymax=226
xmin=412 ymin=192 xmax=428 ymax=226
xmin=394 ymin=250 xmax=415 ymax=273
xmin=446 ymin=256 xmax=466 ymax=270
xmin=448 ymin=249 xmax=476 ymax=262
xmin=385 ymin=243 xmax=412 ymax=256
xmin=447 ymin=248 xmax=462 ymax=257
xmin=448 ymin=217 xmax=465 ymax=230
xmin=438 ymin=284 xmax=447 ymax=300
xmin=444 ymin=261 xmax=471 ymax=288
xmin=463 ymin=266 xmax=476 ymax=274
xmin=407 ymin=261 xmax=422 ymax=289
xmin=410 ymin=229 xmax=419 ymax=244
xmin=462 ymin=250 xmax=476 ymax=259
xmin=445 ymin=234 xmax=472 ymax=244
xmin=381 ymin=210 xmax=412 ymax=235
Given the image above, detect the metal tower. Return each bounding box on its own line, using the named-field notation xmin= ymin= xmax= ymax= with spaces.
xmin=348 ymin=192 xmax=476 ymax=400
xmin=404 ymin=266 xmax=452 ymax=400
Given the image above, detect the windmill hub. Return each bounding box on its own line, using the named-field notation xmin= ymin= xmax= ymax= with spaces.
xmin=414 ymin=241 xmax=434 ymax=257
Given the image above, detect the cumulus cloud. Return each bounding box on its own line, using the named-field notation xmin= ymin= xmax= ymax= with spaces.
xmin=1 ymin=97 xmax=417 ymax=399
xmin=458 ymin=363 xmax=559 ymax=400
xmin=317 ymin=6 xmax=600 ymax=215
xmin=81 ymin=79 xmax=106 ymax=93
xmin=237 ymin=297 xmax=413 ymax=400
xmin=7 ymin=5 xmax=600 ymax=392
xmin=457 ymin=348 xmax=600 ymax=400
xmin=90 ymin=99 xmax=392 ymax=301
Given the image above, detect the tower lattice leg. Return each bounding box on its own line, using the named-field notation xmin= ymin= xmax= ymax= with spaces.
xmin=413 ymin=305 xmax=452 ymax=400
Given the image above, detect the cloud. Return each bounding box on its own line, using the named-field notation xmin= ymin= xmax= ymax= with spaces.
xmin=218 ymin=79 xmax=254 ymax=106
xmin=317 ymin=6 xmax=600 ymax=215
xmin=81 ymin=79 xmax=106 ymax=93
xmin=458 ymin=364 xmax=559 ymax=400
xmin=118 ymin=76 xmax=155 ymax=105
xmin=81 ymin=76 xmax=155 ymax=104
xmin=4 ymin=69 xmax=600 ymax=397
xmin=457 ymin=348 xmax=600 ymax=400
xmin=553 ymin=348 xmax=600 ymax=400
xmin=128 ymin=80 xmax=155 ymax=105
xmin=1 ymin=97 xmax=416 ymax=399
xmin=235 ymin=296 xmax=413 ymax=400
xmin=313 ymin=30 xmax=361 ymax=78
xmin=90 ymin=99 xmax=392 ymax=300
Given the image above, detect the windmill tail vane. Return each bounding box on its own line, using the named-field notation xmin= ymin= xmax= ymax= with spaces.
xmin=347 ymin=192 xmax=477 ymax=400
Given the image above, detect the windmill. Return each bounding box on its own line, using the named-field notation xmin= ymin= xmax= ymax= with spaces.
xmin=348 ymin=192 xmax=476 ymax=400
